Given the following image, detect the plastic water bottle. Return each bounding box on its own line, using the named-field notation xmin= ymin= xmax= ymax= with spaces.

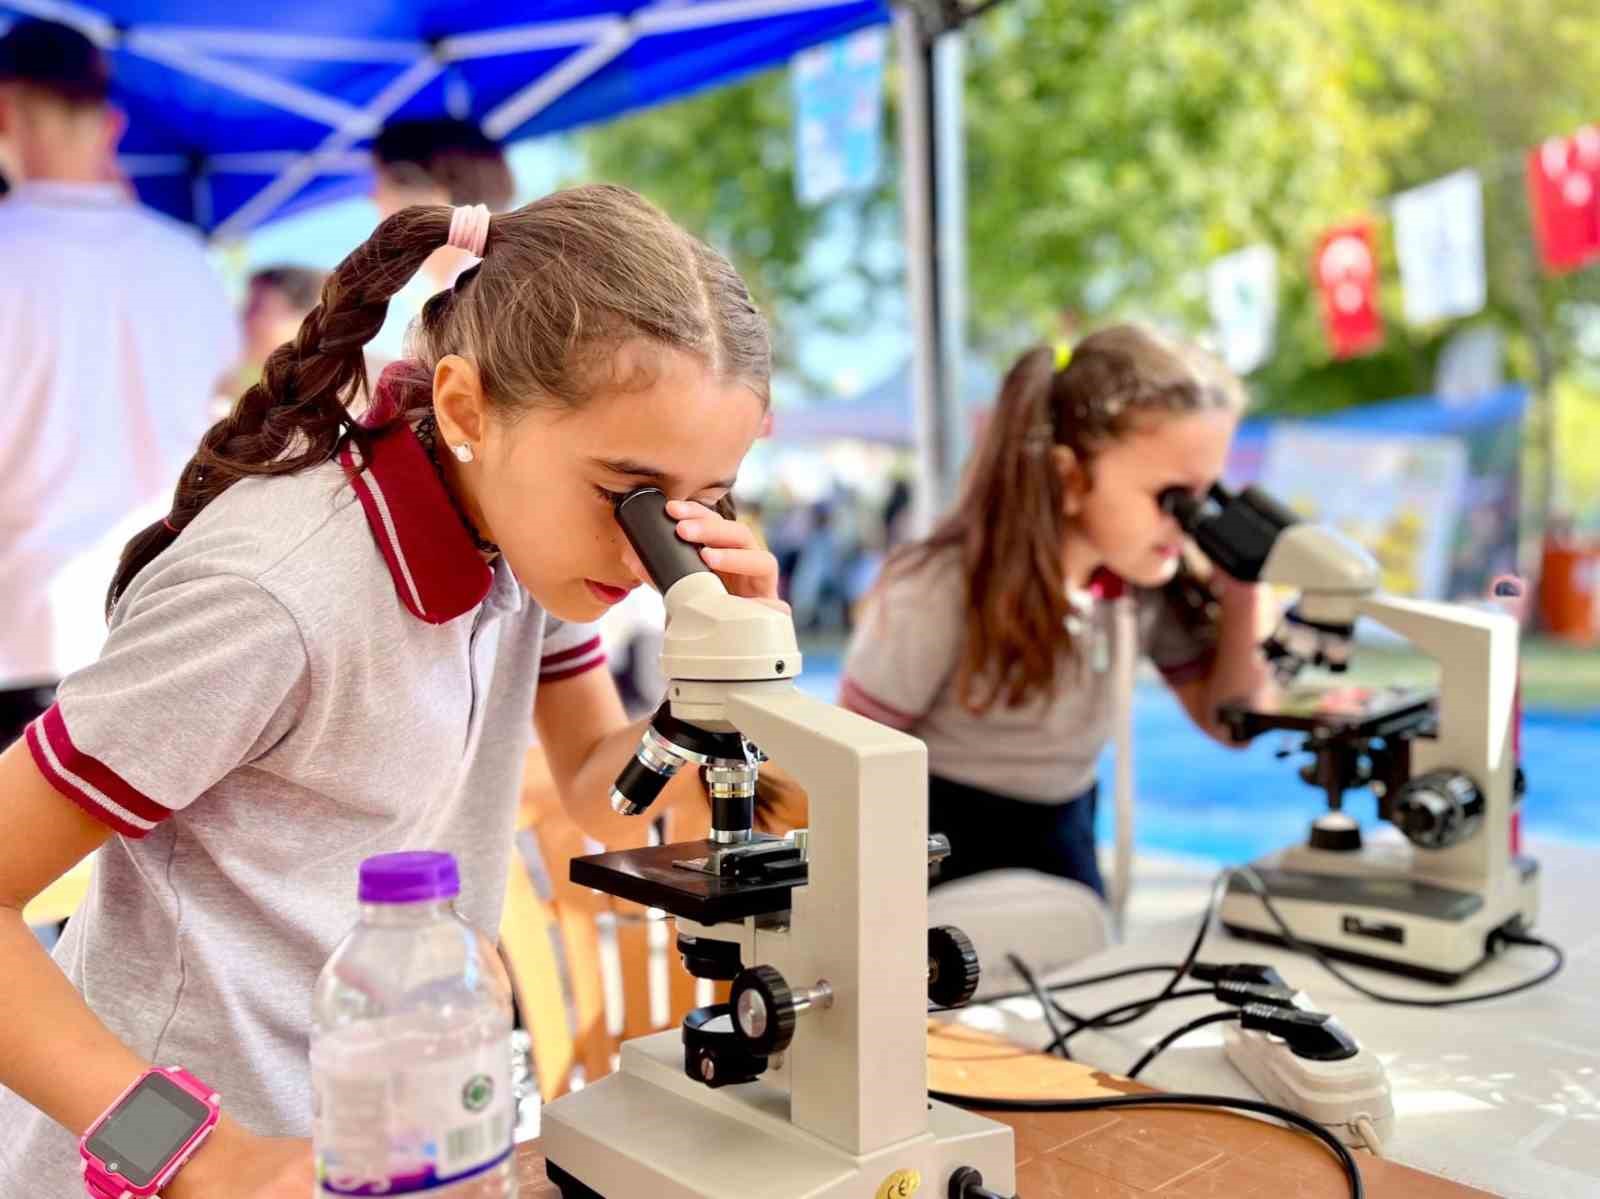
xmin=312 ymin=852 xmax=517 ymax=1197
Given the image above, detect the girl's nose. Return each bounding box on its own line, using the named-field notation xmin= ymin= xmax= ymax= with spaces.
xmin=620 ymin=541 xmax=651 ymax=588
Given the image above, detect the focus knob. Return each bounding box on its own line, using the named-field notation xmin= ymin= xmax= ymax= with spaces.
xmin=730 ymin=965 xmax=799 ymax=1056
xmin=928 ymin=925 xmax=980 ymax=1008
xmin=1393 ymin=769 xmax=1484 ymax=850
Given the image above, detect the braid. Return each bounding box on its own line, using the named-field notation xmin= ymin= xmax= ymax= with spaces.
xmin=107 ymin=205 xmax=455 ymax=615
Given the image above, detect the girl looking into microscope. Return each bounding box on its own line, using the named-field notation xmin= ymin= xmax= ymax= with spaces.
xmin=840 ymin=323 xmax=1273 ymax=894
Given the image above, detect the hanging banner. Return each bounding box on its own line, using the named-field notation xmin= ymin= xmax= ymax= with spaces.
xmin=791 ymin=27 xmax=887 ymax=207
xmin=1526 ymin=126 xmax=1600 ymax=275
xmin=1259 ymin=427 xmax=1468 ymax=600
xmin=1314 ymin=220 xmax=1384 ymax=359
xmin=1392 ymin=169 xmax=1486 ymax=325
xmin=1206 ymin=244 xmax=1278 ymax=374
xmin=1228 ymin=387 xmax=1526 ymax=602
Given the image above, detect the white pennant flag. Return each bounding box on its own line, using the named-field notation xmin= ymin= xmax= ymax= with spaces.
xmin=1207 ymin=244 xmax=1278 ymax=374
xmin=1393 ymin=169 xmax=1486 ymax=326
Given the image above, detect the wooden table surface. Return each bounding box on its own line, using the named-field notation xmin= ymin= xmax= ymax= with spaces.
xmin=512 ymin=1023 xmax=1495 ymax=1198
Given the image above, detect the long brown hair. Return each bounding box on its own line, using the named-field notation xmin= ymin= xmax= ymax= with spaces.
xmin=108 ymin=184 xmax=770 ymax=612
xmin=882 ymin=323 xmax=1245 ymax=714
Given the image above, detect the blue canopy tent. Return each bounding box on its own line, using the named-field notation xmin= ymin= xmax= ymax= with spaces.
xmin=0 ymin=0 xmax=887 ymax=237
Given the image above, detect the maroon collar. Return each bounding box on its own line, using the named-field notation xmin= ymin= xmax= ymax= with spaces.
xmin=1087 ymin=568 xmax=1127 ymax=600
xmin=339 ymin=363 xmax=492 ymax=624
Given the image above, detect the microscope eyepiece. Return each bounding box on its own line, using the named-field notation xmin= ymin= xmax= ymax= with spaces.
xmin=1158 ymin=486 xmax=1205 ymax=531
xmin=615 ymin=486 xmax=714 ymax=594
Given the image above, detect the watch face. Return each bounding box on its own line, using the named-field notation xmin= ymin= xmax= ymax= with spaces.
xmin=85 ymin=1073 xmax=211 ymax=1187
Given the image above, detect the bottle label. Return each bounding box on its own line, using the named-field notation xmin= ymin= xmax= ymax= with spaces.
xmin=315 ymin=1040 xmax=514 ymax=1195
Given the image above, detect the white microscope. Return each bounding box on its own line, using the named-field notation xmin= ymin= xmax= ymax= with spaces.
xmin=540 ymin=489 xmax=1016 ymax=1199
xmin=1163 ymin=484 xmax=1540 ymax=983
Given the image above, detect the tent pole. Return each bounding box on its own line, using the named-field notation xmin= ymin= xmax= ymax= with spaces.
xmin=894 ymin=2 xmax=969 ymax=535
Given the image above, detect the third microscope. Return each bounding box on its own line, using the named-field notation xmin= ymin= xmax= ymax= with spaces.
xmin=1163 ymin=483 xmax=1539 ymax=984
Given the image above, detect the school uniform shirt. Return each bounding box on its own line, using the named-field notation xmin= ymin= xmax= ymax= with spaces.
xmin=0 ymin=418 xmax=606 ymax=1196
xmin=841 ymin=547 xmax=1215 ymax=803
xmin=0 ymin=181 xmax=240 ymax=689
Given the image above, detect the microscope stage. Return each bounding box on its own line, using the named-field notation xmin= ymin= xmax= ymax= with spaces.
xmin=571 ymin=840 xmax=801 ymax=923
xmin=1220 ymin=684 xmax=1435 ymax=742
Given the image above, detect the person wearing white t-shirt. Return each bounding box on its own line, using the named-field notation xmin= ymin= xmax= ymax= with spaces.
xmin=0 ymin=19 xmax=240 ymax=745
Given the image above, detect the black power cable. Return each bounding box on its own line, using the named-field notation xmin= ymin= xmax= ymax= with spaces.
xmin=1041 ymin=987 xmax=1217 ymax=1057
xmin=1025 ymin=865 xmax=1564 ymax=1044
xmin=929 ymin=963 xmax=1183 ymax=1015
xmin=934 ymin=1089 xmax=1364 ymax=1199
xmin=1004 ymin=953 xmax=1079 ymax=1060
xmin=1230 ymin=867 xmax=1566 ymax=1006
xmin=1087 ymin=870 xmax=1230 ymax=1031
xmin=1125 ymin=1009 xmax=1242 ymax=1079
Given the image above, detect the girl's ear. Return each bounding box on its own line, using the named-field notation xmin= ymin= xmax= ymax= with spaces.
xmin=432 ymin=355 xmax=489 ymax=451
xmin=1051 ymin=444 xmax=1087 ymax=516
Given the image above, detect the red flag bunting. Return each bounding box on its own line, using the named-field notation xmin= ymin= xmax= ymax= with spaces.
xmin=1527 ymin=127 xmax=1600 ymax=275
xmin=1314 ymin=220 xmax=1384 ymax=359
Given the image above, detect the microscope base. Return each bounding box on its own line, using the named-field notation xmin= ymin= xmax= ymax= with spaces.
xmin=541 ymin=1030 xmax=1015 ymax=1199
xmin=1219 ymin=851 xmax=1540 ymax=984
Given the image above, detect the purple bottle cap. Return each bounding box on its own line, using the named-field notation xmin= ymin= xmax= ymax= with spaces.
xmin=359 ymin=851 xmax=460 ymax=904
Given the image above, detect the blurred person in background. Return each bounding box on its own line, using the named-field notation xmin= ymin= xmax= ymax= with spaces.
xmin=0 ymin=18 xmax=239 ymax=748
xmin=366 ymin=117 xmax=515 ymax=365
xmin=840 ymin=325 xmax=1273 ymax=895
xmin=235 ymin=265 xmax=328 ymax=395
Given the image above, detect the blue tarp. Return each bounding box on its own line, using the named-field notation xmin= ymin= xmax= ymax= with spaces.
xmin=0 ymin=1 xmax=888 ymax=235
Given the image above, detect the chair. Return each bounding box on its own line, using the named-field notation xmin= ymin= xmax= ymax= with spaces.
xmin=499 ymin=748 xmax=713 ymax=1101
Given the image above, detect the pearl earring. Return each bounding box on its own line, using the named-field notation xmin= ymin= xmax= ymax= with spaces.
xmin=452 ymin=443 xmax=474 ymax=464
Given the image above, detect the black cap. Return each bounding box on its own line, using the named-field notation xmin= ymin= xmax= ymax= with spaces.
xmin=0 ymin=19 xmax=111 ymax=104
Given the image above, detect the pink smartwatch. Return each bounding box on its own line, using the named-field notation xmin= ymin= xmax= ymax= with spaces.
xmin=80 ymin=1067 xmax=220 ymax=1199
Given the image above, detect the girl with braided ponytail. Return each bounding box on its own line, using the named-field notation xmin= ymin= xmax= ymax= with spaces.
xmin=841 ymin=323 xmax=1273 ymax=895
xmin=0 ymin=185 xmax=783 ymax=1196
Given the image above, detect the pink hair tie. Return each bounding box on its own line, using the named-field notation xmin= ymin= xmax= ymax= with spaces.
xmin=447 ymin=203 xmax=491 ymax=257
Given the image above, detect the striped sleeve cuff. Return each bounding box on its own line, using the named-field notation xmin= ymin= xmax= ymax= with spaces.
xmin=839 ymin=676 xmax=921 ymax=731
xmin=25 ymin=705 xmax=170 ymax=839
xmin=540 ymin=635 xmax=607 ymax=683
xmin=1158 ymin=649 xmax=1217 ymax=687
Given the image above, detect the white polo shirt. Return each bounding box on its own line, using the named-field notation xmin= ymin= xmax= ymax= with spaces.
xmin=842 ymin=547 xmax=1216 ymax=802
xmin=0 ymin=181 xmax=241 ymax=688
xmin=1 ymin=414 xmax=605 ymax=1196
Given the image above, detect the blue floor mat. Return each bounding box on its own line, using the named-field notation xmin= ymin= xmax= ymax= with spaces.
xmin=796 ymin=652 xmax=1597 ymax=861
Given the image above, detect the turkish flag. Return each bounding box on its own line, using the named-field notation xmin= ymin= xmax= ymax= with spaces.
xmin=1527 ymin=127 xmax=1600 ymax=274
xmin=1314 ymin=221 xmax=1384 ymax=359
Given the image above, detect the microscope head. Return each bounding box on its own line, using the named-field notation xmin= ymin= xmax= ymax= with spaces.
xmin=606 ymin=488 xmax=800 ymax=830
xmin=1162 ymin=483 xmax=1380 ymax=683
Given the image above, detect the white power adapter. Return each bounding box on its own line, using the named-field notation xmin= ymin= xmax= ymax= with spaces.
xmin=1222 ymin=997 xmax=1394 ymax=1150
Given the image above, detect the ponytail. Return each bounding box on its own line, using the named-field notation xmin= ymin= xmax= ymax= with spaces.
xmin=884 ymin=346 xmax=1069 ymax=713
xmin=106 ymin=205 xmax=458 ymax=614
xmin=878 ymin=322 xmax=1246 ymax=713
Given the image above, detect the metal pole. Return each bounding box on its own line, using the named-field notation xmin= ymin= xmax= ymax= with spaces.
xmin=894 ymin=7 xmax=943 ymax=536
xmin=895 ymin=4 xmax=970 ymax=534
xmin=931 ymin=30 xmax=968 ymax=510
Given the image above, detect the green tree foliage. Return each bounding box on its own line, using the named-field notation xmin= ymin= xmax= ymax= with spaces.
xmin=583 ymin=0 xmax=1600 ymax=492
